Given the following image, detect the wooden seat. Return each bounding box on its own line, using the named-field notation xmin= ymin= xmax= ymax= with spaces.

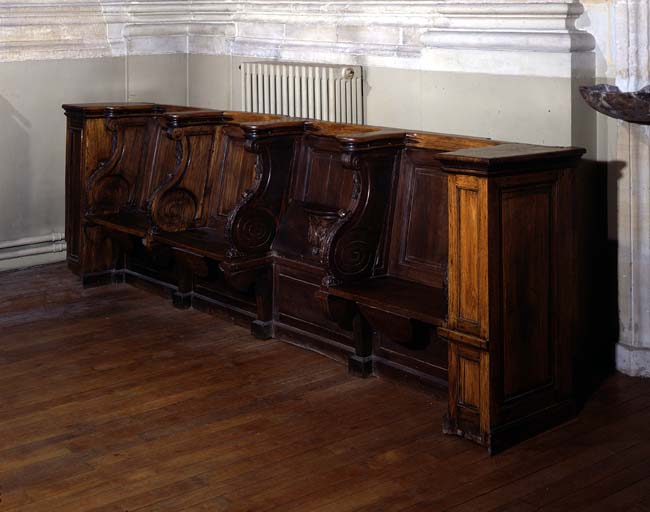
xmin=322 ymin=276 xmax=446 ymax=327
xmin=152 ymin=228 xmax=228 ymax=260
xmin=87 ymin=211 xmax=151 ymax=238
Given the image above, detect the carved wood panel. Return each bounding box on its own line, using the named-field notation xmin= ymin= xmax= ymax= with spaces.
xmin=389 ymin=150 xmax=447 ymax=287
xmin=151 ymin=125 xmax=223 ymax=232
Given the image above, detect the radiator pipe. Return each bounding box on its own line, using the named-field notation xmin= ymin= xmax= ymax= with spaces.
xmin=0 ymin=233 xmax=67 ymax=261
xmin=0 ymin=232 xmax=65 ymax=250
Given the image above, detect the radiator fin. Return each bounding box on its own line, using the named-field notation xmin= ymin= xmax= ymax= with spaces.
xmin=241 ymin=62 xmax=364 ymax=124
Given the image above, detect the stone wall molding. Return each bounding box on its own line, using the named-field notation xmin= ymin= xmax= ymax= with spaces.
xmin=1 ymin=0 xmax=594 ymax=76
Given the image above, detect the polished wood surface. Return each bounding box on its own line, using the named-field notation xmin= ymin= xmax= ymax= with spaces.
xmin=1 ymin=264 xmax=649 ymax=511
xmin=63 ymin=102 xmax=594 ymax=452
xmin=439 ymin=150 xmax=583 ymax=452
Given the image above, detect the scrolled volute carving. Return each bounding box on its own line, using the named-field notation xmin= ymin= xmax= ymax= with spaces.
xmin=227 ymin=122 xmax=304 ymax=258
xmin=104 ymin=117 xmax=120 ymax=136
xmin=226 ymin=207 xmax=276 ymax=257
xmin=166 ymin=127 xmax=184 ymax=141
xmin=320 ymin=139 xmax=402 ymax=287
xmin=245 ymin=137 xmax=262 ymax=154
xmin=224 ymin=146 xmax=276 ymax=257
xmin=151 ymin=188 xmax=198 ymax=233
xmin=341 ymin=153 xmax=362 ymax=170
xmin=322 ymin=227 xmax=376 ymax=285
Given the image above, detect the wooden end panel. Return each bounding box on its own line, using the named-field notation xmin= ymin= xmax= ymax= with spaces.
xmin=65 ymin=116 xmax=115 ymax=274
xmin=65 ymin=120 xmax=83 ymax=267
xmin=500 ymin=182 xmax=555 ymax=399
xmin=448 ymin=175 xmax=489 ymax=339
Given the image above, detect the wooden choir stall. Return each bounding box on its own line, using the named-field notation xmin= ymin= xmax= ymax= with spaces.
xmin=63 ymin=102 xmax=589 ymax=453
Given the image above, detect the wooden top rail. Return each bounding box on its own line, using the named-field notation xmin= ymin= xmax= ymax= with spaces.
xmin=62 ymin=103 xmax=211 ymax=119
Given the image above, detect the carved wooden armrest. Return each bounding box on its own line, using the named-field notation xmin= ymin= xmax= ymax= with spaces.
xmin=319 ymin=131 xmax=406 ymax=286
xmin=162 ymin=110 xmax=231 ymax=129
xmin=336 ymin=129 xmax=408 ymax=147
xmin=224 ymin=120 xmax=306 ymax=258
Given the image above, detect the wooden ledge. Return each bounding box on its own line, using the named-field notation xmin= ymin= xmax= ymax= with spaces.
xmin=405 ymin=131 xmax=499 ymax=152
xmin=438 ymin=142 xmax=585 ymax=175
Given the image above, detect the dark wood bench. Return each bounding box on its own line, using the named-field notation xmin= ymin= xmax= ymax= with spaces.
xmin=313 ymin=135 xmax=586 ymax=452
xmin=64 ymin=103 xmax=592 ymax=454
xmin=64 ymin=103 xmax=305 ymax=335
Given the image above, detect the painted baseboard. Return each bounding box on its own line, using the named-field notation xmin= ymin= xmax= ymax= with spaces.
xmin=616 ymin=343 xmax=650 ymax=378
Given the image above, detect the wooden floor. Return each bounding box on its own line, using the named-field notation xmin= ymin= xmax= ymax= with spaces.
xmin=1 ymin=264 xmax=649 ymax=512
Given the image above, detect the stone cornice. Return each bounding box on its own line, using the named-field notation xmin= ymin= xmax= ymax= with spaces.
xmin=0 ymin=0 xmax=595 ymax=76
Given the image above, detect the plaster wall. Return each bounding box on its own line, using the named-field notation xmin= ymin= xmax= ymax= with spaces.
xmin=0 ymin=54 xmax=187 ymax=270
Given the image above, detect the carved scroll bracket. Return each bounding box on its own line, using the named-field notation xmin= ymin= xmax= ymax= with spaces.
xmin=320 ymin=132 xmax=406 ymax=286
xmin=225 ymin=120 xmax=306 ymax=259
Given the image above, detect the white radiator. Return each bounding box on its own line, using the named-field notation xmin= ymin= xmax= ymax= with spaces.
xmin=241 ymin=62 xmax=364 ymax=124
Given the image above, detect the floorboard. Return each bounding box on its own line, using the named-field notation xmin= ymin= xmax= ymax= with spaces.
xmin=0 ymin=263 xmax=649 ymax=511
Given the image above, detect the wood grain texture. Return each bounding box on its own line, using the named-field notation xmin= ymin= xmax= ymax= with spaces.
xmin=63 ymin=103 xmax=596 ymax=453
xmin=0 ymin=263 xmax=648 ymax=512
xmin=447 ymin=174 xmax=489 ymax=339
